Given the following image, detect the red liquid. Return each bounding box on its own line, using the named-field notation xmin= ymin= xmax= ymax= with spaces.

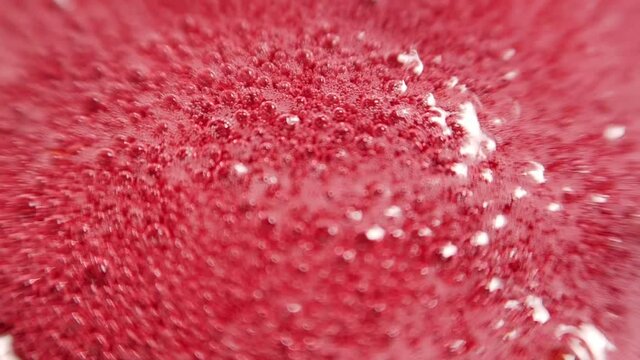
xmin=1 ymin=1 xmax=639 ymax=359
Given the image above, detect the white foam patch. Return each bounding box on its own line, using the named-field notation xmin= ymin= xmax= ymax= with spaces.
xmin=603 ymin=125 xmax=625 ymax=141
xmin=591 ymin=194 xmax=609 ymax=204
xmin=485 ymin=138 xmax=497 ymax=153
xmin=425 ymin=94 xmax=452 ymax=136
xmin=471 ymin=231 xmax=489 ymax=246
xmin=514 ymin=186 xmax=528 ymax=199
xmin=525 ymin=295 xmax=550 ymax=324
xmin=430 ymin=107 xmax=452 ymax=135
xmin=486 ymin=277 xmax=503 ymax=292
xmin=366 ymin=225 xmax=385 ymax=242
xmin=505 ymin=300 xmax=520 ymax=309
xmin=503 ymin=70 xmax=519 ymax=81
xmin=481 ymin=168 xmax=494 ymax=183
xmin=502 ymin=48 xmax=516 ymax=61
xmin=451 ymin=163 xmax=468 ymax=177
xmin=0 ymin=335 xmax=19 ymax=360
xmin=440 ymin=242 xmax=458 ymax=258
xmin=548 ymin=203 xmax=562 ymax=212
xmin=526 ymin=161 xmax=546 ymax=184
xmin=397 ymin=50 xmax=424 ymax=76
xmin=493 ymin=214 xmax=507 ymax=229
xmin=556 ymin=323 xmax=615 ymax=360
xmin=457 ymin=102 xmax=494 ymax=160
xmin=384 ymin=205 xmax=402 ymax=218
xmin=425 ymin=93 xmax=436 ymax=107
xmin=233 ymin=163 xmax=249 ymax=175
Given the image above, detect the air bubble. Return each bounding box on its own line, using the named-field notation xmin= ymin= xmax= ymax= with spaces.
xmin=365 ymin=225 xmax=385 ymax=242
xmin=286 ymin=303 xmax=302 ymax=313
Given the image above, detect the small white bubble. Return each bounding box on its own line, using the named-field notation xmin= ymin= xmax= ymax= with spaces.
xmin=485 ymin=138 xmax=497 ymax=153
xmin=513 ymin=186 xmax=527 ymax=199
xmin=432 ymin=55 xmax=442 ymax=64
xmin=366 ymin=225 xmax=385 ymax=242
xmin=384 ymin=205 xmax=402 ymax=218
xmin=451 ymin=163 xmax=468 ymax=177
xmin=486 ymin=277 xmax=503 ymax=292
xmin=503 ymin=70 xmax=519 ymax=81
xmin=492 ymin=118 xmax=504 ymax=126
xmin=494 ymin=319 xmax=505 ymax=329
xmin=526 ymin=295 xmax=550 ymax=324
xmin=591 ymin=194 xmax=609 ymax=204
xmin=502 ymin=48 xmax=516 ymax=61
xmin=440 ymin=242 xmax=458 ymax=258
xmin=503 ymin=329 xmax=519 ymax=340
xmin=481 ymin=168 xmax=494 ymax=183
xmin=356 ymin=31 xmax=366 ymax=40
xmin=493 ymin=214 xmax=507 ymax=229
xmin=386 ymin=326 xmax=401 ymax=338
xmin=286 ymin=303 xmax=302 ymax=313
xmin=425 ymin=93 xmax=436 ymax=107
xmin=381 ymin=259 xmax=395 ymax=269
xmin=391 ymin=229 xmax=404 ymax=238
xmin=471 ymin=231 xmax=489 ymax=246
xmin=418 ymin=227 xmax=433 ymax=237
xmin=265 ymin=175 xmax=278 ymax=184
xmin=547 ymin=203 xmax=562 ymax=212
xmin=285 ymin=115 xmax=300 ymax=126
xmin=449 ymin=339 xmax=466 ymax=352
xmin=505 ymin=300 xmax=520 ymax=309
xmin=526 ymin=161 xmax=546 ymax=184
xmin=342 ymin=249 xmax=357 ymax=261
xmin=347 ymin=209 xmax=363 ymax=221
xmin=233 ymin=163 xmax=249 ymax=175
xmin=603 ymin=125 xmax=625 ymax=141
xmin=457 ymin=102 xmax=492 ymax=159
